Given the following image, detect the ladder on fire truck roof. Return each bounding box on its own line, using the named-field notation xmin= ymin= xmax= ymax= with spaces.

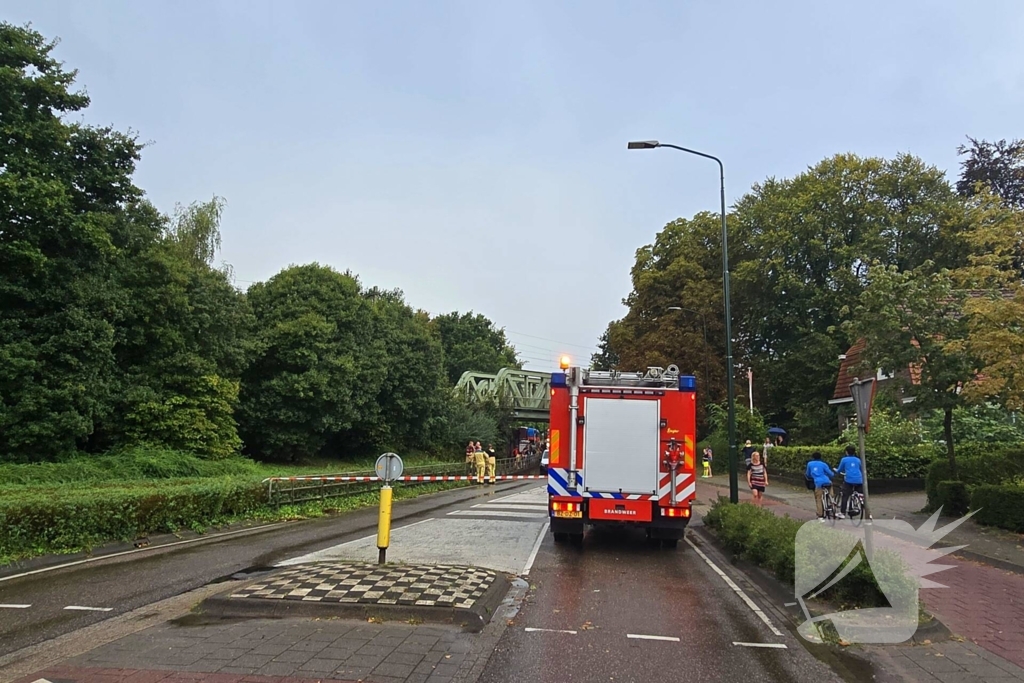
xmin=578 ymin=365 xmax=681 ymax=388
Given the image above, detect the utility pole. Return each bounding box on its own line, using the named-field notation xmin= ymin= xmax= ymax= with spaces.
xmin=747 ymin=368 xmax=754 ymax=414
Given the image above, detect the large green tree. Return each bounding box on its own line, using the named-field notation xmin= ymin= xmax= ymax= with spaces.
xmin=603 ymin=212 xmax=732 ymax=412
xmin=0 ymin=23 xmax=144 ymax=461
xmin=730 ymin=153 xmax=966 ymax=440
xmin=100 ymin=199 xmax=254 ymax=458
xmin=429 ymin=312 xmax=519 ymax=385
xmin=848 ymin=263 xmax=976 ymax=474
xmin=603 ymin=152 xmax=969 ymax=443
xmin=238 ymin=265 xmax=382 ymax=462
xmin=957 ymin=137 xmax=1024 ymax=210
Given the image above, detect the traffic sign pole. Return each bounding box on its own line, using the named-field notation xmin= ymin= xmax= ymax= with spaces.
xmin=375 ymin=453 xmax=404 ymax=565
xmin=849 ymin=378 xmax=876 ymax=558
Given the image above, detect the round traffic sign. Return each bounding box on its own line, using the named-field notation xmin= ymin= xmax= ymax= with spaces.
xmin=375 ymin=452 xmax=404 ymax=482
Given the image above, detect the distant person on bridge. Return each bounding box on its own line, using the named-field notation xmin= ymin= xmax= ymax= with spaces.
xmin=473 ymin=442 xmax=486 ymax=484
xmin=465 ymin=441 xmax=475 ymax=476
xmin=486 ymin=444 xmax=497 ymax=484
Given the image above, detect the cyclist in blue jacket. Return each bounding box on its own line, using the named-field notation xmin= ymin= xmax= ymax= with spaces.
xmin=805 ymin=452 xmax=840 ymax=520
xmin=836 ymin=444 xmax=864 ymax=515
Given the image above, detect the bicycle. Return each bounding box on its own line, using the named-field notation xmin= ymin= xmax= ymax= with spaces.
xmin=820 ymin=485 xmax=843 ymax=523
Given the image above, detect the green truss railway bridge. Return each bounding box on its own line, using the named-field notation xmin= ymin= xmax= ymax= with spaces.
xmin=453 ymin=368 xmax=552 ymax=422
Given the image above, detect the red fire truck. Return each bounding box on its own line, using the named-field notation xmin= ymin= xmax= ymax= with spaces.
xmin=547 ymin=363 xmax=697 ymax=548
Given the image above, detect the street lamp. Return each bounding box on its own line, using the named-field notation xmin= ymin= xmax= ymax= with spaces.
xmin=630 ymin=139 xmax=739 ymax=504
xmin=666 ymin=306 xmax=709 ymax=391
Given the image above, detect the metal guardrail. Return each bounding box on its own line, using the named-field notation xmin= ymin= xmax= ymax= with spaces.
xmin=263 ymin=455 xmax=544 ymax=506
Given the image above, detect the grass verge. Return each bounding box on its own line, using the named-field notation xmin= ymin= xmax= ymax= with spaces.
xmin=0 ymin=478 xmax=472 ymax=567
xmin=702 ymin=497 xmax=919 ymax=641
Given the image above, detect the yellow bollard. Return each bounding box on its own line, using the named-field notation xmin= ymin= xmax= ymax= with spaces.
xmin=377 ymin=484 xmax=393 ymax=564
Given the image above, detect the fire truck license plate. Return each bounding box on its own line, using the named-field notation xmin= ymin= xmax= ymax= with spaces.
xmin=553 ymin=511 xmax=582 ymax=518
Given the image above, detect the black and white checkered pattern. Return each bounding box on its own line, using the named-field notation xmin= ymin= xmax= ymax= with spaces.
xmin=229 ymin=563 xmax=496 ymax=610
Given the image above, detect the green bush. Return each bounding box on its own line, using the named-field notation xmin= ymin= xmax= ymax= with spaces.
xmin=934 ymin=481 xmax=971 ymax=517
xmin=924 ymin=448 xmax=1024 ymax=510
xmin=767 ymin=445 xmax=934 ymax=479
xmin=970 ymin=484 xmax=1024 ymax=533
xmin=703 ymin=498 xmax=914 ymax=610
xmin=0 ymin=478 xmax=267 ymax=561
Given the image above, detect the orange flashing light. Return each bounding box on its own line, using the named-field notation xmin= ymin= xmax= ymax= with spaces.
xmin=559 ymin=355 xmax=571 ymax=370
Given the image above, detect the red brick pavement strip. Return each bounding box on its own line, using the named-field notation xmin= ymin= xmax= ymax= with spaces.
xmin=695 ymin=482 xmax=1024 ymax=669
xmin=14 ymin=666 xmax=359 ymax=683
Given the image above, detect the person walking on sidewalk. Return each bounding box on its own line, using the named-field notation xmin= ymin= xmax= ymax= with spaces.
xmin=743 ymin=440 xmax=755 ymax=470
xmin=805 ymin=451 xmax=841 ymax=521
xmin=762 ymin=436 xmax=773 ymax=466
xmin=837 ymin=444 xmax=864 ymax=516
xmin=702 ymin=445 xmax=713 ymax=478
xmin=747 ymin=451 xmax=767 ymax=506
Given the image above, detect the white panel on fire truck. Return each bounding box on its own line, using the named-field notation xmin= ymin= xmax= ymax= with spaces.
xmin=581 ymin=397 xmax=660 ymax=495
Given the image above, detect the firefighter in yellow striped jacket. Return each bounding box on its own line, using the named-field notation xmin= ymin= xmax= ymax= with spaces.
xmin=473 ymin=442 xmax=486 ymax=484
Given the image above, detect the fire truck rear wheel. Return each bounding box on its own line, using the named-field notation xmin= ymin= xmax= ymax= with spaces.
xmin=570 ymin=533 xmax=584 ymax=547
xmin=662 ymin=538 xmax=679 ymax=549
xmin=553 ymin=532 xmax=568 ymax=544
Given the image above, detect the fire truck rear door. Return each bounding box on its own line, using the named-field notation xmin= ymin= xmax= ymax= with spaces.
xmin=582 ymin=397 xmax=660 ymax=496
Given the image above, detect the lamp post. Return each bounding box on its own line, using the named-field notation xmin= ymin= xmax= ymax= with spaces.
xmin=666 ymin=306 xmax=710 ymax=391
xmin=629 ymin=140 xmax=738 ymax=504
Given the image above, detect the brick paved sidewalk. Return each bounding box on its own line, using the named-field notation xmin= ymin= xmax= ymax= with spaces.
xmin=14 ymin=618 xmax=487 ymax=683
xmin=695 ymin=479 xmax=1024 ymax=670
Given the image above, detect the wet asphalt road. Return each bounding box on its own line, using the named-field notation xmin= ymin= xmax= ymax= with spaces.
xmin=0 ymin=482 xmax=530 ymax=659
xmin=479 ymin=522 xmax=843 ymax=683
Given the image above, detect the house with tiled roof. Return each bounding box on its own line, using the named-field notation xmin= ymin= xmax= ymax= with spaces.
xmin=828 ymin=338 xmax=919 ymax=430
xmin=828 ymin=289 xmax=1013 ymax=430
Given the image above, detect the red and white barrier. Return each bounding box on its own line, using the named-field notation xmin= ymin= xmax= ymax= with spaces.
xmin=269 ymin=474 xmax=546 ymax=483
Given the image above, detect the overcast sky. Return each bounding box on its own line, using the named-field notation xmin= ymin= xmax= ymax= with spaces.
xmin=4 ymin=0 xmax=1023 ymax=370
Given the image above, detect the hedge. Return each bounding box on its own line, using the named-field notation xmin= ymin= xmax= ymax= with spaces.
xmin=933 ymin=481 xmax=971 ymax=517
xmin=970 ymin=484 xmax=1024 ymax=533
xmin=0 ymin=478 xmax=267 ymax=561
xmin=766 ymin=445 xmax=935 ymax=479
xmin=702 ymin=499 xmax=916 ymax=612
xmin=924 ymin=448 xmax=1024 ymax=510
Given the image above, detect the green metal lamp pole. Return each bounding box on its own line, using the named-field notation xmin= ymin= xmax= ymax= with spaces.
xmin=629 ymin=140 xmax=738 ymax=503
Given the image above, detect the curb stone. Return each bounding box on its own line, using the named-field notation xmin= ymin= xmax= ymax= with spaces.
xmin=699 ymin=478 xmax=1024 ymax=576
xmin=196 ymin=563 xmax=512 ymax=634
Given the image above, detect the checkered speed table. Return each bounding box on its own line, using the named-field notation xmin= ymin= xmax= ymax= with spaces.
xmin=229 ymin=562 xmax=497 ymax=610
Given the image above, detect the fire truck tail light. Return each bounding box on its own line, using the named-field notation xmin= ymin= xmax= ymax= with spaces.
xmin=551 ymin=501 xmax=581 ymax=512
xmin=661 ymin=506 xmax=691 ymax=518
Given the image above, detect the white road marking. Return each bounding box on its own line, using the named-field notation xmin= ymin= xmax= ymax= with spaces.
xmin=276 ymin=518 xmax=436 ymax=566
xmin=0 ymin=521 xmax=292 ymax=584
xmin=627 ymin=634 xmax=680 ymax=642
xmin=0 ymin=604 xmax=31 ymax=609
xmin=491 ymin=487 xmax=546 ymax=504
xmin=471 ymin=503 xmax=548 ymax=511
xmin=733 ymin=642 xmax=788 ymax=649
xmin=685 ymin=537 xmax=784 ymax=637
xmin=447 ymin=510 xmax=546 ymax=519
xmin=64 ymin=605 xmax=113 ymax=612
xmin=784 ymin=602 xmax=797 ymax=607
xmin=525 ymin=627 xmax=577 ymax=634
xmin=522 ymin=522 xmax=549 ymax=576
